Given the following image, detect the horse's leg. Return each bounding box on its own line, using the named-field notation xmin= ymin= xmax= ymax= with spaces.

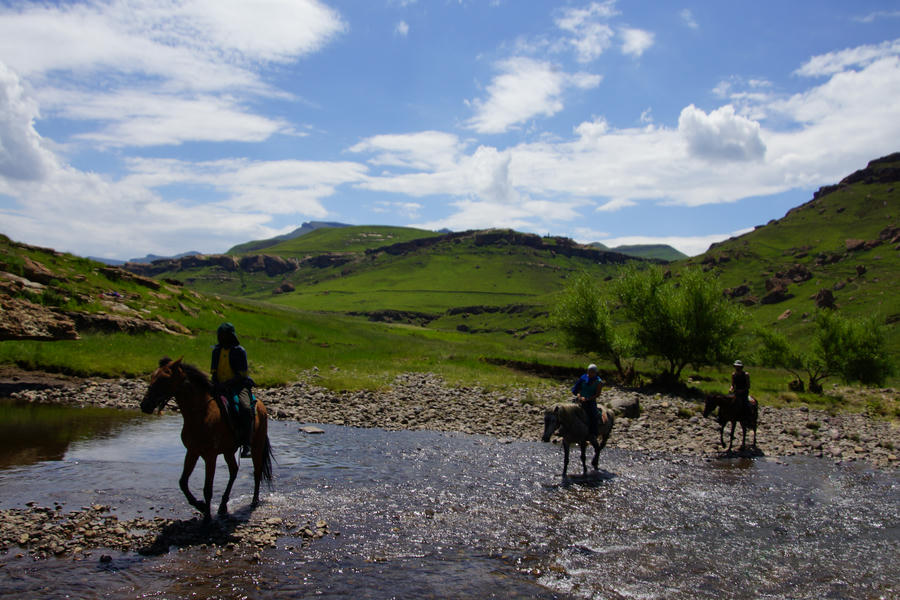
xmin=727 ymin=421 xmax=737 ymax=452
xmin=719 ymin=422 xmax=727 ymax=448
xmin=590 ymin=438 xmax=601 ymax=470
xmin=179 ymin=450 xmax=208 ymax=518
xmin=562 ymin=442 xmax=570 ymax=479
xmin=579 ymin=441 xmax=588 ymax=475
xmin=200 ymin=454 xmax=217 ymax=523
xmin=218 ymin=451 xmax=239 ymax=517
xmin=740 ymin=422 xmax=748 ymax=451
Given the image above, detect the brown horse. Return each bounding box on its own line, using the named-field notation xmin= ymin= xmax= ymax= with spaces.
xmin=140 ymin=357 xmax=273 ymax=522
xmin=542 ymin=403 xmax=614 ymax=478
xmin=703 ymin=393 xmax=758 ymax=452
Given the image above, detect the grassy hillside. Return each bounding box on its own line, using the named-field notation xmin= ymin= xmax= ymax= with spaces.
xmin=684 ymin=153 xmax=899 ymax=359
xmin=0 ymin=234 xmax=588 ymax=389
xmin=257 ymin=225 xmax=440 ymax=257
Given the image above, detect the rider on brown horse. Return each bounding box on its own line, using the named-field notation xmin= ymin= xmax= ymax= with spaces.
xmin=211 ymin=323 xmax=254 ymax=458
xmin=730 ymin=360 xmax=755 ymax=410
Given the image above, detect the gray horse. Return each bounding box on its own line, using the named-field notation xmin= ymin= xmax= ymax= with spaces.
xmin=542 ymin=403 xmax=614 ymax=478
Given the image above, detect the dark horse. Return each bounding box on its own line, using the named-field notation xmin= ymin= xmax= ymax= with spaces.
xmin=703 ymin=393 xmax=758 ymax=452
xmin=542 ymin=403 xmax=614 ymax=478
xmin=140 ymin=357 xmax=273 ymax=522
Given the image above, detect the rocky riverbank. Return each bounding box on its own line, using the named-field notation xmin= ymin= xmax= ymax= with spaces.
xmin=6 ymin=370 xmax=899 ymax=469
xmin=2 ymin=370 xmax=897 ymax=562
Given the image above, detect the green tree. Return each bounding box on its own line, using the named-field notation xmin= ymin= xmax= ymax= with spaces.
xmin=816 ymin=311 xmax=894 ymax=386
xmin=757 ymin=327 xmax=829 ymax=392
xmin=550 ymin=271 xmax=635 ymax=381
xmin=614 ymin=265 xmax=742 ymax=382
xmin=552 ymin=265 xmax=742 ymax=384
xmin=757 ymin=311 xmax=893 ymax=392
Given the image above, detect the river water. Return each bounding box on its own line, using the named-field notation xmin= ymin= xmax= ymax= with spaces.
xmin=0 ymin=402 xmax=897 ymax=599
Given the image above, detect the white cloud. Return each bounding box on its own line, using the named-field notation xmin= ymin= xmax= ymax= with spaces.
xmin=621 ymin=28 xmax=654 ymax=57
xmin=373 ymin=201 xmax=422 ymax=219
xmin=678 ymin=104 xmax=766 ymax=162
xmin=853 ymin=10 xmax=900 ymax=24
xmin=350 ymin=131 xmax=465 ymax=171
xmin=596 ymin=198 xmax=636 ymax=212
xmin=680 ymin=9 xmax=699 ymax=30
xmin=0 ymin=1 xmax=345 ymax=90
xmin=555 ymin=1 xmax=618 ymax=63
xmin=466 ymin=57 xmax=601 ymax=134
xmin=395 ymin=21 xmax=410 ymax=36
xmin=794 ymin=38 xmax=900 ymax=77
xmin=0 ymin=1 xmax=345 ymax=149
xmin=0 ymin=62 xmax=58 ymax=181
xmin=41 ymin=90 xmax=287 ymax=147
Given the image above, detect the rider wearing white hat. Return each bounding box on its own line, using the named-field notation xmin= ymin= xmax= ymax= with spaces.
xmin=730 ymin=359 xmax=750 ymax=407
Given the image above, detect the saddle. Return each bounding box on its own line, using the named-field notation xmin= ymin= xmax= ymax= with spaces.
xmin=216 ymin=389 xmax=256 ymax=439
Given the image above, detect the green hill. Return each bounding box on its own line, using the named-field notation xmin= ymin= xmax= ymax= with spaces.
xmin=684 ymin=152 xmax=900 ymax=357
xmin=228 ymin=221 xmax=349 ymax=254
xmin=612 ymin=244 xmax=687 ymax=261
xmin=255 ymin=225 xmax=440 ymax=257
xmin=590 ymin=242 xmax=685 ymax=261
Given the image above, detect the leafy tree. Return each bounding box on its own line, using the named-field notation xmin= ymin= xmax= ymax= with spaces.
xmin=816 ymin=311 xmax=893 ymax=386
xmin=552 ymin=265 xmax=742 ymax=384
xmin=614 ymin=265 xmax=742 ymax=382
xmin=550 ymin=271 xmax=635 ymax=381
xmin=757 ymin=311 xmax=893 ymax=391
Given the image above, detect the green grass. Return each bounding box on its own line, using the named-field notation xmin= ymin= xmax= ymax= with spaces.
xmin=242 ymin=225 xmax=440 ymax=257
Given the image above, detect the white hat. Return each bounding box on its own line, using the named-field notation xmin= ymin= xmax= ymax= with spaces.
xmin=734 ymin=360 xmax=743 ymax=367
xmin=587 ymin=363 xmax=598 ymax=372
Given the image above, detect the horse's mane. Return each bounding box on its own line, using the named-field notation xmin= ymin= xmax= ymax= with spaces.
xmin=159 ymin=356 xmax=212 ymax=393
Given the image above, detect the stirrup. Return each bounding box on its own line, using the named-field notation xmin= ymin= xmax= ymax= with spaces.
xmin=240 ymin=445 xmax=251 ymax=458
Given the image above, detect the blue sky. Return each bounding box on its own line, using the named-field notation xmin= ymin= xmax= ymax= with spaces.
xmin=1 ymin=1 xmax=899 ymax=259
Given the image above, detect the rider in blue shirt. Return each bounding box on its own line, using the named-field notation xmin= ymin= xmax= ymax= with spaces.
xmin=572 ymin=363 xmax=604 ymax=436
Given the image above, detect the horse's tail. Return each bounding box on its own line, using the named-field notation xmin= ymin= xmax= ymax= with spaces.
xmin=261 ymin=434 xmax=275 ymax=489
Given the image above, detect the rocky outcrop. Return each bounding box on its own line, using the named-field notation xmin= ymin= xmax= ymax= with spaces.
xmin=367 ymin=229 xmax=644 ymax=265
xmin=0 ymin=297 xmax=78 ymax=341
xmin=65 ymin=312 xmax=188 ymax=336
xmin=811 ymin=152 xmax=900 ymax=201
xmin=348 ymin=309 xmax=437 ymax=326
xmin=299 ymin=253 xmax=355 ymax=269
xmin=99 ymin=266 xmax=161 ymax=290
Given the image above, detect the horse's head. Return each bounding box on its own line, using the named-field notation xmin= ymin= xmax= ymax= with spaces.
xmin=542 ymin=406 xmax=561 ymax=442
xmin=703 ymin=393 xmax=724 ymax=418
xmin=141 ymin=356 xmax=184 ymax=414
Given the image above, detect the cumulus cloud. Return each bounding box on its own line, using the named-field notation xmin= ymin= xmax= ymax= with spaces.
xmin=678 ymin=104 xmax=766 ymax=162
xmin=555 ymin=1 xmax=618 ymax=62
xmin=395 ymin=21 xmax=410 ymax=36
xmin=466 ymin=57 xmax=601 ymax=134
xmin=621 ymin=28 xmax=654 ymax=57
xmin=0 ymin=62 xmax=57 ymax=180
xmin=0 ymin=0 xmax=345 ymax=148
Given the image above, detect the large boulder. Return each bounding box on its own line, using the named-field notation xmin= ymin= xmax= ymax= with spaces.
xmin=814 ymin=289 xmax=835 ymax=309
xmin=606 ymin=394 xmax=640 ymax=418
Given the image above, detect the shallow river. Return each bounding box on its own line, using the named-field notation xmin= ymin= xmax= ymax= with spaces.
xmin=0 ymin=403 xmax=897 ymax=599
